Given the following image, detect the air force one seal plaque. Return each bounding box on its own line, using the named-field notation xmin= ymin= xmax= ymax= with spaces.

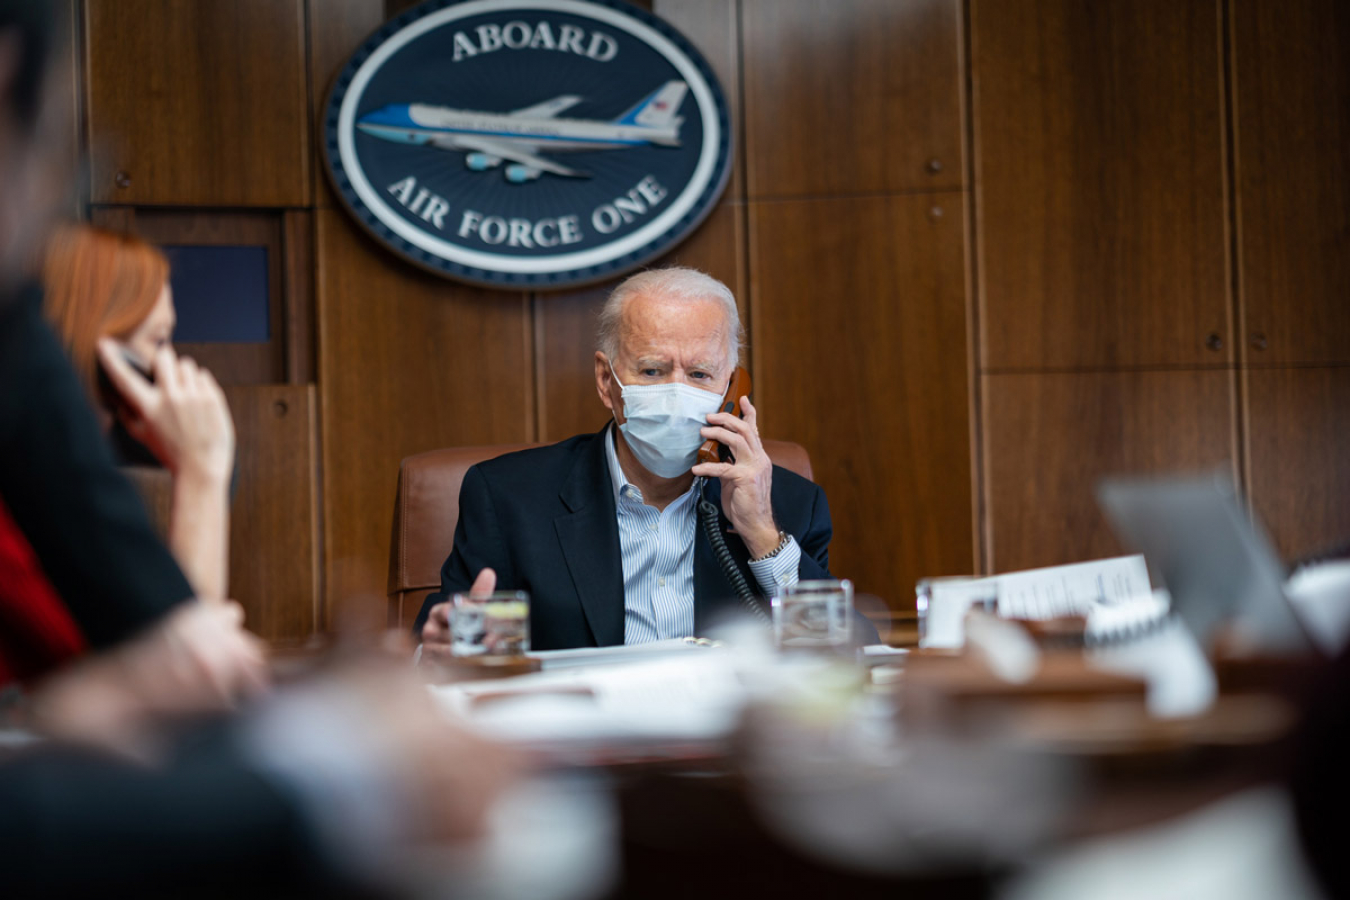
xmin=324 ymin=0 xmax=733 ymax=289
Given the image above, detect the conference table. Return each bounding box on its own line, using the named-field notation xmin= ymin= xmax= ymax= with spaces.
xmin=413 ymin=626 xmax=1310 ymax=900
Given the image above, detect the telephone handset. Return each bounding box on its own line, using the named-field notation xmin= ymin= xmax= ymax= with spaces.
xmin=695 ymin=365 xmax=770 ymax=624
xmin=697 ymin=366 xmax=752 ymax=465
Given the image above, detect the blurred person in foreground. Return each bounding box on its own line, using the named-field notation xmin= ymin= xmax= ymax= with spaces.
xmin=0 ymin=2 xmax=516 ymax=894
xmin=0 ymin=6 xmax=191 ymax=666
xmin=42 ymin=223 xmax=235 ymax=600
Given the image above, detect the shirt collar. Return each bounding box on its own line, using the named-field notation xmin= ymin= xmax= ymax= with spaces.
xmin=603 ymin=421 xmax=632 ymax=502
xmin=603 ymin=422 xmax=703 ymax=506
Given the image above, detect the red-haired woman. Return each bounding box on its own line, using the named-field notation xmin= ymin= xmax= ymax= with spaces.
xmin=41 ymin=224 xmax=234 ymax=601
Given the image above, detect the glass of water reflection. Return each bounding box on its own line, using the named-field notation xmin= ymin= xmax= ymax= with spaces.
xmin=451 ymin=590 xmax=530 ymax=657
xmin=772 ymin=579 xmax=853 ymax=649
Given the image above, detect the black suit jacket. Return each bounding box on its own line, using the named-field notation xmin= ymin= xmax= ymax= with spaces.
xmin=414 ymin=426 xmax=876 ymax=650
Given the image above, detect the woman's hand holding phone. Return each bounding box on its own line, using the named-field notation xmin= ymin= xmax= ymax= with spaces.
xmin=96 ymin=338 xmax=235 ymax=482
xmin=98 ymin=339 xmax=235 ymax=600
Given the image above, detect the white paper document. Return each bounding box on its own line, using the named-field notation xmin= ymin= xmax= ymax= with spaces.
xmin=527 ymin=637 xmax=716 ymax=670
xmin=918 ymin=577 xmax=999 ymax=649
xmin=432 ymin=651 xmax=748 ymax=762
xmin=996 ymin=555 xmax=1153 ymax=620
xmin=920 ymin=555 xmax=1156 ymax=649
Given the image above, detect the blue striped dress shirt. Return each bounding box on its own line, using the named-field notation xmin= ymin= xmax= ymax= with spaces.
xmin=603 ymin=427 xmax=801 ymax=644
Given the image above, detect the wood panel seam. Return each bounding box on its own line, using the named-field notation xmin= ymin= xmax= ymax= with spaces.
xmin=981 ymin=364 xmax=1240 ymax=375
xmin=1221 ymin=0 xmax=1251 ymax=511
xmin=960 ymin=0 xmax=986 ymax=577
xmin=751 ymin=187 xmax=967 ymax=205
xmin=733 ymin=0 xmax=754 ymax=382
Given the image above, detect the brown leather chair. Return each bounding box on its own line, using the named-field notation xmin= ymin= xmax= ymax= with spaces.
xmin=386 ymin=439 xmax=814 ymax=627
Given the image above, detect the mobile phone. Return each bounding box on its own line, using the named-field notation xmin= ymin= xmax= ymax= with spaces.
xmin=96 ymin=347 xmax=154 ymax=414
xmin=697 ymin=366 xmax=752 ymax=465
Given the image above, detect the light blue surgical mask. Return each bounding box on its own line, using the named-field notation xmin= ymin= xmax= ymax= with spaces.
xmin=610 ymin=363 xmax=724 ymax=478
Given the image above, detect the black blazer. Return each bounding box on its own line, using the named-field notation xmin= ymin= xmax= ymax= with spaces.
xmin=414 ymin=426 xmax=876 ymax=650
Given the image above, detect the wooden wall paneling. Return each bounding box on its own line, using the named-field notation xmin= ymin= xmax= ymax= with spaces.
xmin=656 ymin=201 xmax=747 ymax=316
xmin=983 ymin=370 xmax=1238 ymax=574
xmin=317 ymin=210 xmax=532 ymax=610
xmin=973 ymin=0 xmax=1230 ymax=369
xmin=222 ymin=384 xmax=319 ymax=644
xmin=750 ymin=194 xmax=972 ymax=607
xmin=308 ymin=0 xmax=386 ymax=208
xmin=58 ymin=0 xmax=84 ymax=220
xmin=377 ymin=1 xmax=652 ymax=23
xmin=1245 ymin=367 xmax=1350 ymax=564
xmin=88 ymin=205 xmax=133 ymax=233
xmin=534 ymin=284 xmax=608 ymax=445
xmin=84 ymin=0 xmax=310 ymax=207
xmin=654 ymin=0 xmax=744 ymax=200
xmin=127 ymin=209 xmax=287 ymax=385
xmin=282 ymin=211 xmax=316 ymax=384
xmin=741 ymin=0 xmax=963 ymax=198
xmin=384 ymin=0 xmax=427 ymax=16
xmin=1232 ymin=0 xmax=1350 ymax=365
xmin=533 ymin=201 xmax=746 ymax=444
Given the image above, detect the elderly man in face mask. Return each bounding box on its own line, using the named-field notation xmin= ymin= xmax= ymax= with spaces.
xmin=416 ymin=267 xmax=874 ymax=656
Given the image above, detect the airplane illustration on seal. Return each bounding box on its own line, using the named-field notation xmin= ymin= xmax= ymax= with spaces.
xmin=356 ymin=80 xmax=687 ymax=183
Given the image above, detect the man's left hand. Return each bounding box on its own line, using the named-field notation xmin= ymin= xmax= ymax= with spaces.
xmin=691 ymin=396 xmax=780 ymax=558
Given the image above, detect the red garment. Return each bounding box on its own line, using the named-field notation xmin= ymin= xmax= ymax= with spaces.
xmin=0 ymin=496 xmax=87 ymax=684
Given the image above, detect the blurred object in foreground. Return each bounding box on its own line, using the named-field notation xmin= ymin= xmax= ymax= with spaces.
xmin=1000 ymin=788 xmax=1326 ymax=900
xmin=740 ymin=648 xmax=1073 ymax=877
xmin=2 ymin=650 xmax=521 ymax=896
xmin=400 ymin=772 xmax=618 ymax=900
xmin=1097 ymin=470 xmax=1315 ymax=657
xmin=1284 ymin=561 xmax=1350 ymax=656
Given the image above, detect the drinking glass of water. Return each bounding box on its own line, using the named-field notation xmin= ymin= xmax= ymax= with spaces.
xmin=451 ymin=590 xmax=530 ymax=657
xmin=772 ymin=579 xmax=853 ymax=649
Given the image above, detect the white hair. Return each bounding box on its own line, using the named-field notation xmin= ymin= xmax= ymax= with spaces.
xmin=596 ymin=267 xmax=743 ymax=369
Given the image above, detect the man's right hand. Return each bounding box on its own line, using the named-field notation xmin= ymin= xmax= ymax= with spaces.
xmin=420 ymin=567 xmax=496 ymax=665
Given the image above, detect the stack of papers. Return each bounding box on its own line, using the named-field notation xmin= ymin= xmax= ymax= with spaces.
xmin=920 ymin=557 xmax=1213 ymax=717
xmin=920 ymin=555 xmax=1161 ymax=649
